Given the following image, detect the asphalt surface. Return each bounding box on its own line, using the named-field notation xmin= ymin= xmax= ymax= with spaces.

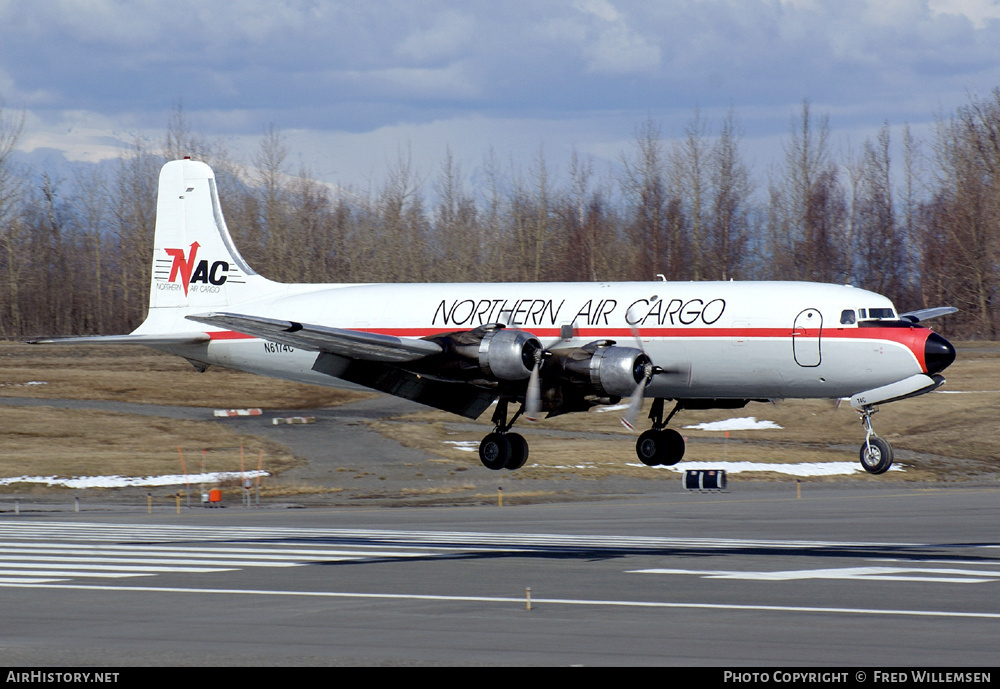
xmin=2 ymin=395 xmax=998 ymax=667
xmin=0 ymin=487 xmax=997 ymax=666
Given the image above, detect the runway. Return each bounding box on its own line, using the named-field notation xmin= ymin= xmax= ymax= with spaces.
xmin=1 ymin=486 xmax=998 ymax=666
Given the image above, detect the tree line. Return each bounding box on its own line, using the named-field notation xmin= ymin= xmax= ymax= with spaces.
xmin=1 ymin=92 xmax=998 ymax=340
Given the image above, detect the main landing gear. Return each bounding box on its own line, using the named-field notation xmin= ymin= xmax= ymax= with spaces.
xmin=634 ymin=398 xmax=685 ymax=467
xmin=478 ymin=398 xmax=529 ymax=471
xmin=858 ymin=405 xmax=893 ymax=475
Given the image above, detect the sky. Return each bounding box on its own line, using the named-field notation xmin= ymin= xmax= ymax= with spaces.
xmin=3 ymin=0 xmax=1000 ymax=189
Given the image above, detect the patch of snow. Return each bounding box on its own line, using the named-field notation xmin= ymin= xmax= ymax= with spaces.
xmin=594 ymin=403 xmax=630 ymax=413
xmin=0 ymin=470 xmax=269 ymax=489
xmin=645 ymin=461 xmax=901 ymax=476
xmin=444 ymin=441 xmax=479 ymax=452
xmin=684 ymin=417 xmax=782 ymax=431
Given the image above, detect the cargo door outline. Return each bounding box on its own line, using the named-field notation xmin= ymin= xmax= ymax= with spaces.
xmin=792 ymin=308 xmax=822 ymax=367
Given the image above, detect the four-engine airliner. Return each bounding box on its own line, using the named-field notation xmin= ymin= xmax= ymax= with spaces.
xmin=33 ymin=158 xmax=957 ymax=475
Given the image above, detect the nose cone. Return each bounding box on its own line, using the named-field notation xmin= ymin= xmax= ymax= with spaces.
xmin=925 ymin=332 xmax=956 ymax=374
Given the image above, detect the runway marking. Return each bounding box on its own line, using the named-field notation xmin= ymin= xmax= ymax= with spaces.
xmin=2 ymin=521 xmax=997 ymax=588
xmin=628 ymin=566 xmax=1000 ymax=584
xmin=0 ymin=520 xmax=953 ymax=550
xmin=0 ymin=522 xmax=498 ymax=584
xmin=0 ymin=581 xmax=998 ymax=620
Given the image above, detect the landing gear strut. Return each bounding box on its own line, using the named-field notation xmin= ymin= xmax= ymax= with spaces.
xmin=635 ymin=398 xmax=686 ymax=467
xmin=478 ymin=398 xmax=529 ymax=471
xmin=858 ymin=405 xmax=893 ymax=475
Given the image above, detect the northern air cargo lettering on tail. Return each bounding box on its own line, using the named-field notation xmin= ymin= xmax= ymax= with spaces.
xmin=156 ymin=242 xmax=241 ymax=295
xmin=32 ymin=158 xmax=958 ymax=476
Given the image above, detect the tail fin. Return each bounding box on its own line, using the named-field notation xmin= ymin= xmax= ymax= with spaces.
xmin=146 ymin=158 xmax=275 ymax=313
xmin=32 ymin=159 xmax=278 ymax=345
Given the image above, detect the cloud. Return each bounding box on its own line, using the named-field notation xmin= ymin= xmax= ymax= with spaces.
xmin=2 ymin=1 xmax=1000 ymax=188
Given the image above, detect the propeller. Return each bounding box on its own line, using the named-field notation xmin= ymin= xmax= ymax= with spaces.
xmin=524 ymin=340 xmax=557 ymax=422
xmin=619 ymin=322 xmax=662 ymax=430
xmin=618 ymin=321 xmax=693 ymax=430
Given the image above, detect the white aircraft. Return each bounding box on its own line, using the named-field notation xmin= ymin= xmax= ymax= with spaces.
xmin=34 ymin=158 xmax=957 ymax=475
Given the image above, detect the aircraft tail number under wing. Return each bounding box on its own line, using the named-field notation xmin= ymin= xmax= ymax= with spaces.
xmin=187 ymin=312 xmax=443 ymax=363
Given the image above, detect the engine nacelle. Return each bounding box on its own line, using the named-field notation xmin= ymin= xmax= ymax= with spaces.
xmin=424 ymin=324 xmax=541 ymax=382
xmin=557 ymin=342 xmax=650 ymax=398
xmin=478 ymin=327 xmax=541 ymax=381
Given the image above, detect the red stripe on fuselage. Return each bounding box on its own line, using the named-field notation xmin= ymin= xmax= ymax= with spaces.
xmin=203 ymin=324 xmax=933 ymax=371
xmin=207 ymin=330 xmax=256 ymax=340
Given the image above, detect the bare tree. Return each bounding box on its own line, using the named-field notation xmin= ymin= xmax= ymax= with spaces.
xmin=0 ymin=101 xmax=26 ymax=336
xmin=925 ymin=90 xmax=1000 ymax=337
xmin=766 ymin=101 xmax=839 ymax=281
xmin=673 ymin=109 xmax=709 ymax=279
xmin=620 ymin=118 xmax=684 ymax=280
xmin=706 ymin=109 xmax=753 ymax=280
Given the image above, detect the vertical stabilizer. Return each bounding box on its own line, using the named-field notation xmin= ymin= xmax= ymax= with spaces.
xmin=147 ymin=159 xmax=273 ymax=311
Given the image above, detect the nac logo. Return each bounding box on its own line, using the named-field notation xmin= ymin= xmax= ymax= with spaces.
xmin=163 ymin=242 xmax=229 ymax=295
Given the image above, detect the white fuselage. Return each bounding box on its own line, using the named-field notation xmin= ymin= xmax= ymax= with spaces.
xmin=157 ymin=279 xmax=929 ymax=403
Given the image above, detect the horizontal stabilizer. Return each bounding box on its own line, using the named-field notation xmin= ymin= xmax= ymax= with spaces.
xmin=850 ymin=373 xmax=944 ymax=409
xmin=899 ymin=306 xmax=958 ymax=323
xmin=186 ymin=312 xmax=443 ymax=363
xmin=29 ymin=333 xmax=210 ymax=346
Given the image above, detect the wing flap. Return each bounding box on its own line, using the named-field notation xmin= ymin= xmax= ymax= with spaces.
xmin=312 ymin=352 xmax=496 ymax=419
xmin=186 ymin=312 xmax=443 ymax=363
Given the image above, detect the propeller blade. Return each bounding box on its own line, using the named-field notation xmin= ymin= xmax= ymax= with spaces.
xmin=525 ymin=361 xmax=542 ymax=422
xmin=619 ymin=377 xmax=646 ymax=430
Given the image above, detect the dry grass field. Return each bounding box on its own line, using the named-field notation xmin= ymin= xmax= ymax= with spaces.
xmin=0 ymin=343 xmax=366 ymax=408
xmin=0 ymin=341 xmax=997 ymax=491
xmin=0 ymin=343 xmax=367 ymax=492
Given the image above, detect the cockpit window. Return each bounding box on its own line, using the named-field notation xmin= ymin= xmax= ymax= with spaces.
xmin=840 ymin=309 xmax=856 ymax=325
xmin=856 ymin=307 xmax=896 ymax=322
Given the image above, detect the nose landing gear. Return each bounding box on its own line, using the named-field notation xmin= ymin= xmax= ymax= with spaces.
xmin=858 ymin=405 xmax=894 ymax=474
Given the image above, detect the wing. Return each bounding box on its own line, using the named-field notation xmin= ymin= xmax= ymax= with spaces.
xmin=899 ymin=306 xmax=958 ymax=323
xmin=186 ymin=312 xmax=443 ymax=362
xmin=187 ymin=311 xmax=496 ymax=419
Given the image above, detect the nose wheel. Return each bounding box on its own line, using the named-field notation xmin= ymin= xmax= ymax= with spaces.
xmin=858 ymin=405 xmax=893 ymax=475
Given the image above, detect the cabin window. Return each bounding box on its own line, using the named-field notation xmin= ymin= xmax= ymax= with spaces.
xmin=840 ymin=310 xmax=856 ymax=325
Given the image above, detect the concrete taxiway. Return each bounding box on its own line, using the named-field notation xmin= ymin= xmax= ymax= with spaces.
xmin=1 ymin=485 xmax=997 ymax=666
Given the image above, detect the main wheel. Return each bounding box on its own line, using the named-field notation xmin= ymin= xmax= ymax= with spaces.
xmin=505 ymin=432 xmax=529 ymax=470
xmin=636 ymin=429 xmax=666 ymax=466
xmin=636 ymin=429 xmax=686 ymax=467
xmin=859 ymin=436 xmax=893 ymax=475
xmin=480 ymin=433 xmax=511 ymax=471
xmin=659 ymin=428 xmax=685 ymax=466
